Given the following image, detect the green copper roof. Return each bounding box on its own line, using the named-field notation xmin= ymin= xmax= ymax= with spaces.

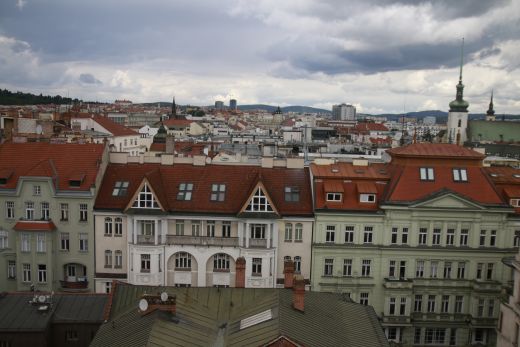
xmin=449 ymin=39 xmax=469 ymax=112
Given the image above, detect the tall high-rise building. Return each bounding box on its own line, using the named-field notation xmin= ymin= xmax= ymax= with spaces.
xmin=332 ymin=103 xmax=356 ymax=120
xmin=215 ymin=101 xmax=224 ymax=110
xmin=229 ymin=99 xmax=237 ymax=110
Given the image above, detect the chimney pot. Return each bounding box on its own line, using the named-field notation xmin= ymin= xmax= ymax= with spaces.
xmin=292 ymin=274 xmax=305 ymax=312
xmin=283 ymin=260 xmax=295 ymax=288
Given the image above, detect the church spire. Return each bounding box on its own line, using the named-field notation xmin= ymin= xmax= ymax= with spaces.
xmin=486 ymin=90 xmax=495 ymax=121
xmin=170 ymin=96 xmax=177 ymax=120
xmin=449 ymin=38 xmax=469 ymax=112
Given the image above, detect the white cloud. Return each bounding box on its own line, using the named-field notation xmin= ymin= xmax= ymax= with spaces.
xmin=16 ymin=0 xmax=26 ymax=10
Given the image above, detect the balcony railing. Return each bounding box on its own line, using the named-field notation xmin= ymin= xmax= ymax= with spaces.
xmin=60 ymin=277 xmax=88 ymax=291
xmin=137 ymin=234 xmax=155 ymax=244
xmin=249 ymin=238 xmax=267 ymax=248
xmin=166 ymin=235 xmax=239 ymax=247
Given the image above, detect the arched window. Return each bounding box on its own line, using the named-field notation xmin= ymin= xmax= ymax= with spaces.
xmin=114 ymin=217 xmax=123 ymax=236
xmin=213 ymin=253 xmax=230 ymax=271
xmin=175 ymin=252 xmax=192 ymax=269
xmin=104 ymin=250 xmax=112 ymax=267
xmin=295 ymin=223 xmax=303 ymax=241
xmin=104 ymin=217 xmax=113 ymax=235
xmin=294 ymin=256 xmax=302 ymax=274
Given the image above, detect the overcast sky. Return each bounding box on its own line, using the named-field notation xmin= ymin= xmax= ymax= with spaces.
xmin=0 ymin=0 xmax=519 ymax=113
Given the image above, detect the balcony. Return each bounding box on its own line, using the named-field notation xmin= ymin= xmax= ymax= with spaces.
xmin=166 ymin=235 xmax=239 ymax=247
xmin=381 ymin=315 xmax=412 ymax=325
xmin=60 ymin=278 xmax=89 ymax=291
xmin=249 ymin=238 xmax=267 ymax=248
xmin=383 ymin=277 xmax=413 ymax=290
xmin=411 ymin=312 xmax=471 ymax=322
xmin=137 ymin=234 xmax=156 ymax=244
xmin=472 ymin=280 xmax=502 ymax=292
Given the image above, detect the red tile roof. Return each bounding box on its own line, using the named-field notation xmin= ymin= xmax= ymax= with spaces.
xmin=92 ymin=115 xmax=136 ymax=136
xmin=353 ymin=123 xmax=389 ymax=133
xmin=0 ymin=142 xmax=105 ymax=191
xmin=162 ymin=119 xmax=192 ymax=128
xmin=14 ymin=221 xmax=57 ymax=231
xmin=484 ymin=166 xmax=520 ymax=213
xmin=95 ymin=163 xmax=313 ymax=216
xmin=387 ymin=143 xmax=485 ymax=159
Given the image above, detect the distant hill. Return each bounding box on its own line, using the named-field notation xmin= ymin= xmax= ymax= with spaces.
xmin=367 ymin=110 xmax=520 ymax=122
xmin=0 ymin=89 xmax=80 ymax=105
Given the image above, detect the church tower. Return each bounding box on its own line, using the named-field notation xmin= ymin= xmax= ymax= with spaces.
xmin=485 ymin=91 xmax=496 ymax=121
xmin=446 ymin=39 xmax=469 ymax=145
xmin=170 ymin=96 xmax=177 ymax=120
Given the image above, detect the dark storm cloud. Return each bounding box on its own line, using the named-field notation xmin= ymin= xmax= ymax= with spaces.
xmin=79 ymin=73 xmax=102 ymax=85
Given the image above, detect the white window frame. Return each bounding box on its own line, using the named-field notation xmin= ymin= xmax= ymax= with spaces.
xmin=175 ymin=252 xmax=192 ymax=269
xmin=210 ymin=184 xmax=226 ymax=201
xmin=343 ymin=259 xmax=352 ymax=276
xmin=22 ymin=263 xmax=31 ymax=282
xmin=420 ymin=167 xmax=435 ymax=181
xmin=452 ymin=168 xmax=468 ymax=182
xmin=79 ymin=233 xmax=88 ymax=251
xmin=5 ymin=201 xmax=15 ymax=219
xmin=25 ymin=201 xmax=34 ymax=220
xmin=21 ymin=233 xmax=30 ymax=252
xmin=294 ymin=223 xmax=303 ymax=241
xmin=359 ymin=193 xmax=376 ymax=203
xmin=79 ymin=203 xmax=88 ymax=221
xmin=0 ymin=230 xmax=8 ymax=249
xmin=7 ymin=260 xmax=16 ymax=279
xmin=177 ymin=183 xmax=194 ymax=201
xmin=36 ymin=233 xmax=46 ymax=253
xmin=246 ymin=187 xmax=273 ymax=212
xmin=326 ymin=192 xmax=342 ymax=202
xmin=38 ymin=264 xmax=47 ymax=283
xmin=60 ymin=203 xmax=69 ymax=221
xmin=133 ymin=184 xmax=159 ymax=208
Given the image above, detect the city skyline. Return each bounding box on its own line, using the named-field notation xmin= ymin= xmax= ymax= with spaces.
xmin=0 ymin=0 xmax=519 ymax=114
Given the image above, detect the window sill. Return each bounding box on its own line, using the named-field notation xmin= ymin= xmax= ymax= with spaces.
xmin=140 ymin=270 xmax=151 ymax=273
xmin=294 ymin=240 xmax=303 ymax=243
xmin=7 ymin=277 xmax=16 ymax=280
xmin=36 ymin=251 xmax=46 ymax=254
xmin=114 ymin=265 xmax=122 ymax=269
xmin=213 ymin=269 xmax=230 ymax=273
xmin=252 ymin=273 xmax=262 ymax=277
xmin=114 ymin=234 xmax=122 ymax=237
xmin=60 ymin=219 xmax=69 ymax=222
xmin=79 ymin=250 xmax=89 ymax=253
xmin=284 ymin=240 xmax=292 ymax=242
xmin=104 ymin=265 xmax=112 ymax=269
xmin=175 ymin=268 xmax=192 ymax=271
xmin=59 ymin=249 xmax=70 ymax=252
xmin=104 ymin=234 xmax=112 ymax=237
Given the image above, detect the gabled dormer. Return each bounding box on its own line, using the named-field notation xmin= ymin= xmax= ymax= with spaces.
xmin=126 ymin=179 xmax=165 ymax=211
xmin=239 ymin=182 xmax=278 ymax=217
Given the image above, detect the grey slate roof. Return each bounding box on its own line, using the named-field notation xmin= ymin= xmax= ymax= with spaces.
xmin=0 ymin=293 xmax=108 ymax=331
xmin=91 ymin=283 xmax=389 ymax=347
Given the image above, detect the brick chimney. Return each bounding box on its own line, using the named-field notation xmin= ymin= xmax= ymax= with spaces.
xmin=293 ymin=274 xmax=305 ymax=312
xmin=235 ymin=257 xmax=246 ymax=288
xmin=283 ymin=259 xmax=295 ymax=288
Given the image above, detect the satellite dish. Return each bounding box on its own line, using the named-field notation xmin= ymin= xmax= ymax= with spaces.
xmin=160 ymin=292 xmax=168 ymax=302
xmin=138 ymin=298 xmax=149 ymax=312
xmin=38 ymin=295 xmax=46 ymax=303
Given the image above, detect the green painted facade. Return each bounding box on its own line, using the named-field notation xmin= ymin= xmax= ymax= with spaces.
xmin=311 ymin=193 xmax=517 ymax=346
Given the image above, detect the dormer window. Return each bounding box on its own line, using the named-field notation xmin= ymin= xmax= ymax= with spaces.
xmin=132 ymin=183 xmax=159 ymax=208
xmin=326 ymin=193 xmax=342 ymax=202
xmin=420 ymin=168 xmax=434 ymax=181
xmin=511 ymin=199 xmax=520 ymax=208
xmin=246 ymin=187 xmax=273 ymax=212
xmin=360 ymin=194 xmax=376 ymax=203
xmin=68 ymin=173 xmax=85 ymax=187
xmin=177 ymin=183 xmax=193 ymax=201
xmin=453 ymin=168 xmax=468 ymax=182
xmin=0 ymin=169 xmax=12 ymax=185
xmin=112 ymin=181 xmax=129 ymax=196
xmin=284 ymin=187 xmax=300 ymax=202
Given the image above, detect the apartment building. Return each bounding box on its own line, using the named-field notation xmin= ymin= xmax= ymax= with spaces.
xmin=310 ymin=143 xmax=517 ymax=347
xmin=93 ymin=155 xmax=313 ymax=293
xmin=0 ymin=143 xmax=108 ymax=292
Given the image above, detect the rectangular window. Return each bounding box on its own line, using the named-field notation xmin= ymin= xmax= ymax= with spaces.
xmin=361 ymin=259 xmax=371 ymax=277
xmin=453 ymin=168 xmax=468 ymax=182
xmin=360 ymin=292 xmax=369 ymax=306
xmin=430 ymin=261 xmax=438 ymax=278
xmin=446 ymin=228 xmax=455 ymax=245
xmin=6 ymin=201 xmax=15 ymax=219
xmin=343 ymin=259 xmax=352 ymax=276
xmin=211 ymin=184 xmax=226 ymax=201
xmin=359 ymin=194 xmax=376 ymax=203
xmin=22 ymin=263 xmax=31 ymax=282
xmin=477 ymin=299 xmax=485 ymax=317
xmin=284 ymin=186 xmax=299 ymax=202
xmin=284 ymin=223 xmax=293 ymax=241
xmin=177 ymin=183 xmax=193 ymax=200
xmin=414 ymin=328 xmax=421 ymax=344
xmin=391 ymin=227 xmax=398 ymax=244
xmin=252 ymin=258 xmax=262 ymax=276
xmin=460 ymin=229 xmax=468 ymax=246
xmin=104 ymin=281 xmax=112 ymax=294
xmin=294 ymin=223 xmax=303 ymax=241
xmin=416 ymin=260 xmax=425 ymax=278
xmin=325 ymin=225 xmax=335 ymax=243
xmin=487 ymin=263 xmax=494 ymax=280
xmin=402 ymin=227 xmax=409 ymax=244
xmin=414 ymin=295 xmax=423 ymax=312
xmin=457 ymin=262 xmax=465 ymax=279
xmin=515 ymin=230 xmax=520 ymax=247
xmin=326 ymin=192 xmax=342 ymax=201
xmin=79 ymin=233 xmax=88 ymax=251
xmin=60 ymin=233 xmax=69 ymax=251
xmin=250 ymin=224 xmax=265 ymax=239
xmin=441 ymin=295 xmax=449 ymax=313
xmin=476 ymin=263 xmax=483 ymax=279
xmin=419 ymin=228 xmax=427 ymax=245
xmin=222 ymin=221 xmax=231 ymax=238
xmin=175 ymin=220 xmax=184 ymax=236
xmin=454 ymin=296 xmax=463 ymax=313
xmin=36 ymin=233 xmax=46 ymax=253
xmin=141 ymin=254 xmax=151 ymax=272
xmin=21 ymin=233 xmax=30 ymax=252
xmin=115 ymin=250 xmax=123 ymax=268
xmin=425 ymin=328 xmax=445 ymax=345
xmin=490 ymin=230 xmax=496 ymax=246
xmin=324 ymin=258 xmax=333 ymax=276
xmin=112 ymin=181 xmax=129 ymax=196
xmin=389 ymin=297 xmax=396 ymax=315
xmin=443 ymin=262 xmax=452 ymax=279
xmin=427 ymin=295 xmax=436 ymax=313
xmin=114 ymin=217 xmax=123 ymax=236
xmin=388 ymin=260 xmax=396 ymax=278
xmin=8 ymin=260 xmax=16 ymax=279
xmin=0 ymin=231 xmax=8 ymax=249
xmin=400 ymin=297 xmax=407 ymax=315
xmin=66 ymin=330 xmax=78 ymax=342
xmin=40 ymin=202 xmax=50 ymax=220
xmin=60 ymin=203 xmax=69 ymax=221
xmin=344 ymin=226 xmax=354 ymax=243
xmin=33 ymin=185 xmax=41 ymax=196
xmin=25 ymin=202 xmax=34 ymax=220
xmin=294 ymin=256 xmax=301 ymax=273
xmin=206 ymin=221 xmax=216 ymax=237
xmin=432 ymin=228 xmax=441 ymax=245
xmin=38 ymin=264 xmax=47 ymax=283
xmin=420 ymin=167 xmax=434 ymax=181
xmin=79 ymin=203 xmax=88 ymax=221
xmin=363 ymin=226 xmax=373 ymax=243
xmin=479 ymin=230 xmax=486 ymax=246
xmin=487 ymin=299 xmax=494 ymax=317
xmin=191 ymin=221 xmax=201 ymax=236
xmin=399 ymin=260 xmax=406 ymax=278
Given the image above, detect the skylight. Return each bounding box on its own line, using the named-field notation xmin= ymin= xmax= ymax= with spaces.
xmin=112 ymin=181 xmax=129 ymax=196
xmin=239 ymin=309 xmax=273 ymax=330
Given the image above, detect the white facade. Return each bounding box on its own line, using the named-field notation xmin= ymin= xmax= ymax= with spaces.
xmin=446 ymin=111 xmax=468 ymax=145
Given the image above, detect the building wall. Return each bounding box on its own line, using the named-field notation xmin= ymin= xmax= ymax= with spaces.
xmin=276 ymin=219 xmax=313 ymax=284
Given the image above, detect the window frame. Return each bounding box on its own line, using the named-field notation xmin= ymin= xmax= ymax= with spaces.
xmin=210 ymin=183 xmax=226 ymax=202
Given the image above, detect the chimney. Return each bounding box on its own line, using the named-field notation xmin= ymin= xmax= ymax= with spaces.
xmin=235 ymin=257 xmax=246 ymax=288
xmin=292 ymin=274 xmax=305 ymax=312
xmin=283 ymin=259 xmax=295 ymax=288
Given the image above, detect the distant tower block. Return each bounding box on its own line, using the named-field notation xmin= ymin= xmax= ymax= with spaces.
xmin=446 ymin=39 xmax=469 ymax=145
xmin=332 ymin=103 xmax=356 ymax=121
xmin=229 ymin=99 xmax=237 ymax=111
xmin=215 ymin=101 xmax=224 ymax=110
xmin=485 ymin=91 xmax=496 ymax=122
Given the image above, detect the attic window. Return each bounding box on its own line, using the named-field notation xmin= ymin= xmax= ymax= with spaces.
xmin=0 ymin=169 xmax=13 ymax=185
xmin=246 ymin=187 xmax=273 ymax=212
xmin=326 ymin=193 xmax=342 ymax=202
xmin=133 ymin=183 xmax=159 ymax=208
xmin=453 ymin=168 xmax=468 ymax=182
xmin=177 ymin=183 xmax=193 ymax=201
xmin=284 ymin=186 xmax=300 ymax=202
xmin=210 ymin=184 xmax=226 ymax=201
xmin=514 ymin=174 xmax=520 ymax=178
xmin=360 ymin=194 xmax=376 ymax=203
xmin=112 ymin=181 xmax=129 ymax=196
xmin=239 ymin=309 xmax=273 ymax=330
xmin=511 ymin=199 xmax=520 ymax=208
xmin=69 ymin=173 xmax=85 ymax=187
xmin=420 ymin=167 xmax=434 ymax=181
